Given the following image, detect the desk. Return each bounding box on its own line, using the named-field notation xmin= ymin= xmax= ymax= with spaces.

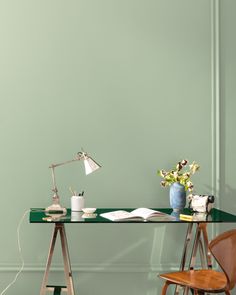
xmin=30 ymin=208 xmax=236 ymax=295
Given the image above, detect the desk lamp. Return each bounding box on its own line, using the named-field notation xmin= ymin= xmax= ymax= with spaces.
xmin=46 ymin=149 xmax=101 ymax=214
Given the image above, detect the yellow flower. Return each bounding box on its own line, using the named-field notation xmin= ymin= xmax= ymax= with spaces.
xmin=159 ymin=169 xmax=167 ymax=177
xmin=189 ymin=161 xmax=200 ymax=174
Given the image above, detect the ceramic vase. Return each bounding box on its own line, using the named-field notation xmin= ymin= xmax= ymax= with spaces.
xmin=169 ymin=182 xmax=186 ymax=212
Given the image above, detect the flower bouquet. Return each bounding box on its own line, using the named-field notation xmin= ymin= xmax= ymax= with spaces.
xmin=157 ymin=160 xmax=200 ymax=192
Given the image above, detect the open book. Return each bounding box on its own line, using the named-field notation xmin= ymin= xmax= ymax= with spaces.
xmin=100 ymin=208 xmax=170 ymax=221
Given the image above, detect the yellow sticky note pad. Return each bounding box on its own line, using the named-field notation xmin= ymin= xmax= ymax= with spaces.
xmin=179 ymin=214 xmax=193 ymax=221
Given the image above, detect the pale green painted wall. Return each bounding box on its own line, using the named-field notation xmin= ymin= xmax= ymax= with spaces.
xmin=0 ymin=0 xmax=234 ymax=294
xmin=218 ymin=0 xmax=236 ymax=246
xmin=220 ymin=1 xmax=236 ymax=214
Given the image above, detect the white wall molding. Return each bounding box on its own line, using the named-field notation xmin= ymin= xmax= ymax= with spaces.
xmin=211 ymin=0 xmax=221 ymax=200
xmin=0 ymin=262 xmax=179 ymax=274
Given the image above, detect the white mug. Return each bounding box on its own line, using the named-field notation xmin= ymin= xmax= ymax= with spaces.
xmin=71 ymin=196 xmax=85 ymax=211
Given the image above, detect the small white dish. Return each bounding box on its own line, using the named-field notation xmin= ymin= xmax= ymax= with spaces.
xmin=82 ymin=208 xmax=96 ymax=214
xmin=82 ymin=213 xmax=97 ymax=219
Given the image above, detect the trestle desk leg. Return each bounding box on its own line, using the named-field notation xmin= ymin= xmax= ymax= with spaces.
xmin=201 ymin=224 xmax=212 ymax=269
xmin=189 ymin=224 xmax=212 ymax=270
xmin=174 ymin=223 xmax=194 ymax=295
xmin=198 ymin=237 xmax=207 ymax=269
xmin=40 ymin=224 xmax=59 ymax=295
xmin=183 ymin=224 xmax=211 ymax=295
xmin=40 ymin=223 xmax=75 ymax=295
xmin=180 ymin=223 xmax=194 ymax=271
xmin=59 ymin=224 xmax=75 ymax=295
xmin=189 ymin=224 xmax=202 ymax=270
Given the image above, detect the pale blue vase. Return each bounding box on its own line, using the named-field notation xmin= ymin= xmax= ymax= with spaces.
xmin=169 ymin=182 xmax=186 ymax=212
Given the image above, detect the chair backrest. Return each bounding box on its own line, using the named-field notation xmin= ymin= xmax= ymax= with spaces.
xmin=209 ymin=229 xmax=236 ymax=291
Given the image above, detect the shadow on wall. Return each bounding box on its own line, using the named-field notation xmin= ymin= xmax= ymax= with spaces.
xmin=222 ymin=184 xmax=236 ymax=213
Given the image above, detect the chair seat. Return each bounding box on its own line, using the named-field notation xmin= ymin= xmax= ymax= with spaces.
xmin=160 ymin=269 xmax=227 ymax=292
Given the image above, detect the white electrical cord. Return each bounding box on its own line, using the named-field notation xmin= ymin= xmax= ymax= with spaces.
xmin=0 ymin=209 xmax=30 ymax=295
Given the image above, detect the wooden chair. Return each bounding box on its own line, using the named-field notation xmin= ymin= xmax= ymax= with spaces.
xmin=159 ymin=229 xmax=236 ymax=295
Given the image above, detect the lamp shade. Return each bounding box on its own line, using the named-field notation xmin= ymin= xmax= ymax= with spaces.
xmin=84 ymin=156 xmax=101 ymax=175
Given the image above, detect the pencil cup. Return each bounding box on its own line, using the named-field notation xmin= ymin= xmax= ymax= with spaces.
xmin=71 ymin=196 xmax=85 ymax=212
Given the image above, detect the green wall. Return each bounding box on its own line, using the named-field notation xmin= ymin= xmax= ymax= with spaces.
xmin=0 ymin=0 xmax=235 ymax=294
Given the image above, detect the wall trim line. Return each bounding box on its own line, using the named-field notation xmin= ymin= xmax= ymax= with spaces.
xmin=211 ymin=0 xmax=220 ymax=200
xmin=0 ymin=262 xmax=181 ymax=273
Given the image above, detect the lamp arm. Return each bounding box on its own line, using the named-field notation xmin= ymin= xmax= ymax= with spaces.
xmin=49 ymin=158 xmax=81 ymax=169
xmin=49 ymin=151 xmax=85 ymax=169
xmin=50 ymin=166 xmax=58 ymax=194
xmin=49 ymin=156 xmax=83 ymax=194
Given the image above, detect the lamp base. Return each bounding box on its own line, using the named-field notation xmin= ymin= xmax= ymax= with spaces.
xmin=45 ymin=204 xmax=67 ymax=215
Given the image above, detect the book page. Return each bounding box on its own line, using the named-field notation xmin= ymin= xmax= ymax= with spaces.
xmin=100 ymin=210 xmax=137 ymax=221
xmin=130 ymin=208 xmax=165 ymax=219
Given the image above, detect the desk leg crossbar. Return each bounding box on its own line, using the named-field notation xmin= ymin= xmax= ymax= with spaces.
xmin=40 ymin=223 xmax=75 ymax=295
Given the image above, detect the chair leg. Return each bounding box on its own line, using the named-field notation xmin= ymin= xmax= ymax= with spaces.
xmin=161 ymin=281 xmax=171 ymax=295
xmin=224 ymin=291 xmax=230 ymax=295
